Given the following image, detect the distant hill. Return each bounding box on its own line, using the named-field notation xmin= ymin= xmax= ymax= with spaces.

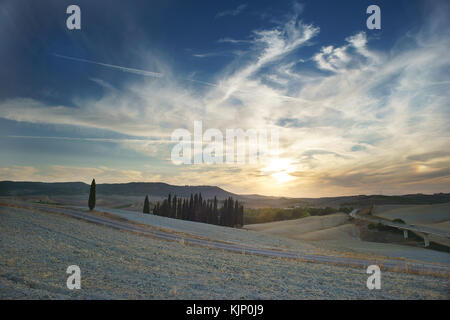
xmin=294 ymin=194 xmax=450 ymax=207
xmin=0 ymin=181 xmax=88 ymax=196
xmin=0 ymin=181 xmax=449 ymax=207
xmin=0 ymin=181 xmax=235 ymax=199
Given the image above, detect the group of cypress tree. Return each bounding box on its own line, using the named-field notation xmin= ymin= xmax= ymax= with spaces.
xmin=148 ymin=193 xmax=244 ymax=228
xmin=87 ymin=178 xmax=243 ymax=228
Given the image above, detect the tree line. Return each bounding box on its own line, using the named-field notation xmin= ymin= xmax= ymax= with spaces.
xmin=144 ymin=193 xmax=244 ymax=228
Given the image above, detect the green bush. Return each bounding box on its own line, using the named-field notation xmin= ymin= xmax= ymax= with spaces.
xmin=367 ymin=223 xmax=377 ymax=230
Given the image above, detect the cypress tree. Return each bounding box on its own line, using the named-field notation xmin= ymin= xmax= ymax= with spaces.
xmin=162 ymin=199 xmax=169 ymax=216
xmin=194 ymin=193 xmax=200 ymax=221
xmin=234 ymin=200 xmax=239 ymax=227
xmin=238 ymin=205 xmax=244 ymax=227
xmin=172 ymin=195 xmax=177 ymax=218
xmin=203 ymin=200 xmax=206 ymax=222
xmin=213 ymin=196 xmax=218 ymax=225
xmin=219 ymin=199 xmax=226 ymax=226
xmin=183 ymin=198 xmax=189 ymax=220
xmin=189 ymin=194 xmax=194 ymax=221
xmin=177 ymin=198 xmax=182 ymax=219
xmin=88 ymin=178 xmax=96 ymax=211
xmin=222 ymin=198 xmax=228 ymax=226
xmin=227 ymin=197 xmax=234 ymax=226
xmin=206 ymin=199 xmax=213 ymax=223
xmin=143 ymin=195 xmax=150 ymax=214
xmin=167 ymin=194 xmax=172 ymax=216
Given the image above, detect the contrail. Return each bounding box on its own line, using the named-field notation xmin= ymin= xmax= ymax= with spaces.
xmin=53 ymin=53 xmax=220 ymax=87
xmin=6 ymin=135 xmax=174 ymax=144
xmin=53 ymin=53 xmax=163 ymax=78
xmin=52 ymin=53 xmax=308 ymax=102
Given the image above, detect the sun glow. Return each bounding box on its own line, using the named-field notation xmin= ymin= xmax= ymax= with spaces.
xmin=261 ymin=158 xmax=296 ymax=184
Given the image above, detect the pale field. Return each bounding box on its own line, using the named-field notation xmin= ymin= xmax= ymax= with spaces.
xmin=91 ymin=206 xmax=321 ymax=253
xmin=244 ymin=213 xmax=353 ymax=240
xmin=1 ymin=205 xmax=449 ymax=299
xmin=292 ymin=224 xmax=359 ymax=241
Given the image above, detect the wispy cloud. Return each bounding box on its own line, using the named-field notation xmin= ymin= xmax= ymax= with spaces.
xmin=192 ymin=51 xmax=233 ymax=58
xmin=192 ymin=52 xmax=220 ymax=58
xmin=217 ymin=37 xmax=251 ymax=44
xmin=216 ymin=4 xmax=247 ymax=18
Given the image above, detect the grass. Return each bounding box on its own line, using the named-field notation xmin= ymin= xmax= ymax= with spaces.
xmin=244 ymin=206 xmax=353 ymax=224
xmin=2 ymin=202 xmax=449 ymax=299
xmin=112 ymin=203 xmax=133 ymax=209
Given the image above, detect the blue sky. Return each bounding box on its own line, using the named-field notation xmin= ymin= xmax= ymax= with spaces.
xmin=0 ymin=0 xmax=449 ymax=197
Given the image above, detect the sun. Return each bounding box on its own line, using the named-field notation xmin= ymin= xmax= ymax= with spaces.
xmin=261 ymin=158 xmax=296 ymax=184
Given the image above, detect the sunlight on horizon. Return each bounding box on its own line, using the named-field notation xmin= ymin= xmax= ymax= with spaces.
xmin=261 ymin=158 xmax=296 ymax=184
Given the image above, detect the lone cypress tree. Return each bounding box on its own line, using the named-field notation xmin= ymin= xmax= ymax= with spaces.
xmin=88 ymin=178 xmax=96 ymax=211
xmin=143 ymin=195 xmax=150 ymax=214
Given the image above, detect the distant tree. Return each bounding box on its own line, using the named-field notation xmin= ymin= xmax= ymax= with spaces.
xmin=188 ymin=194 xmax=194 ymax=221
xmin=154 ymin=202 xmax=160 ymax=215
xmin=193 ymin=193 xmax=199 ymax=221
xmin=224 ymin=197 xmax=233 ymax=227
xmin=213 ymin=196 xmax=218 ymax=225
xmin=238 ymin=205 xmax=244 ymax=227
xmin=177 ymin=198 xmax=182 ymax=219
xmin=181 ymin=198 xmax=187 ymax=219
xmin=161 ymin=199 xmax=169 ymax=217
xmin=143 ymin=195 xmax=150 ymax=214
xmin=153 ymin=193 xmax=244 ymax=228
xmin=88 ymin=178 xmax=96 ymax=211
xmin=184 ymin=198 xmax=190 ymax=220
xmin=206 ymin=200 xmax=212 ymax=224
xmin=172 ymin=195 xmax=177 ymax=218
xmin=167 ymin=194 xmax=172 ymax=216
xmin=234 ymin=200 xmax=239 ymax=227
xmin=201 ymin=199 xmax=207 ymax=222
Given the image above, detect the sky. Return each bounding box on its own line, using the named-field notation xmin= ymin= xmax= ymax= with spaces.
xmin=0 ymin=0 xmax=449 ymax=197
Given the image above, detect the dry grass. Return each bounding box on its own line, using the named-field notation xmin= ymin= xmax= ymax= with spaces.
xmin=245 ymin=213 xmax=355 ymax=241
xmin=1 ymin=204 xmax=449 ymax=299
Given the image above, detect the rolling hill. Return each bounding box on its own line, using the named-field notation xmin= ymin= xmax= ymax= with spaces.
xmin=0 ymin=181 xmax=235 ymax=199
xmin=1 ymin=181 xmax=449 ymax=207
